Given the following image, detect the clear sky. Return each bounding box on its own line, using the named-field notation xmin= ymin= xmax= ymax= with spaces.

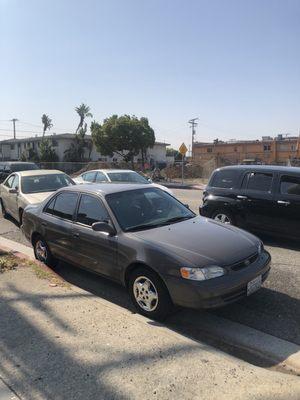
xmin=0 ymin=0 xmax=299 ymax=151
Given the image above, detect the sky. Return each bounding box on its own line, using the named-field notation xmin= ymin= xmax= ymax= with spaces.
xmin=0 ymin=0 xmax=299 ymax=151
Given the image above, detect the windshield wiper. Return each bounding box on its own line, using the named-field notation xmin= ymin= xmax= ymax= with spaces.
xmin=158 ymin=215 xmax=194 ymax=226
xmin=125 ymin=223 xmax=162 ymax=232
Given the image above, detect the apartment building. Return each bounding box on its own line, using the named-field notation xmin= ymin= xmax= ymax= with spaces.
xmin=193 ymin=135 xmax=300 ymax=166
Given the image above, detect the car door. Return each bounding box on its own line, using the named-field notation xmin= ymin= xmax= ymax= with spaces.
xmin=273 ymin=173 xmax=300 ymax=239
xmin=1 ymin=174 xmax=17 ymax=216
xmin=72 ymin=193 xmax=118 ymax=278
xmin=236 ymin=170 xmax=277 ymax=232
xmin=42 ymin=191 xmax=79 ymax=263
xmin=8 ymin=174 xmax=20 ymax=220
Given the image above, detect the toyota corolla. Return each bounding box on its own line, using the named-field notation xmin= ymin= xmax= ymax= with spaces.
xmin=22 ymin=184 xmax=271 ymax=320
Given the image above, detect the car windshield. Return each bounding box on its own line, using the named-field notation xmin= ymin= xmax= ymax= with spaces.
xmin=107 ymin=171 xmax=149 ymax=184
xmin=10 ymin=163 xmax=38 ymax=172
xmin=106 ymin=188 xmax=195 ymax=232
xmin=21 ymin=174 xmax=74 ymax=194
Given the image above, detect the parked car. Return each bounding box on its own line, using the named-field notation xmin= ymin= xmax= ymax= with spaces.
xmin=200 ymin=165 xmax=300 ymax=240
xmin=22 ymin=184 xmax=271 ymax=320
xmin=0 ymin=161 xmax=38 ymax=183
xmin=0 ymin=170 xmax=75 ymax=224
xmin=73 ymin=169 xmax=173 ymax=195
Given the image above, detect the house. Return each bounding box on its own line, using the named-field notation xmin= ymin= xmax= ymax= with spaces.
xmin=0 ymin=134 xmax=170 ymax=167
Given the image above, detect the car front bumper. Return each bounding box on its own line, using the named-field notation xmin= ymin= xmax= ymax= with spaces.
xmin=165 ymin=250 xmax=271 ymax=309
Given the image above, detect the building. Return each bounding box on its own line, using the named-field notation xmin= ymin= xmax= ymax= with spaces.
xmin=0 ymin=134 xmax=170 ymax=167
xmin=193 ymin=135 xmax=300 ymax=166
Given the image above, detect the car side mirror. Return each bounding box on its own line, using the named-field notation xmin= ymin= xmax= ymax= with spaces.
xmin=92 ymin=221 xmax=116 ymax=236
xmin=9 ymin=188 xmax=18 ymax=194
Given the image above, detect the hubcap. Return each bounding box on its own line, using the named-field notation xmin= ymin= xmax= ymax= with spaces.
xmin=35 ymin=240 xmax=47 ymax=262
xmin=214 ymin=213 xmax=231 ymax=225
xmin=133 ymin=276 xmax=158 ymax=312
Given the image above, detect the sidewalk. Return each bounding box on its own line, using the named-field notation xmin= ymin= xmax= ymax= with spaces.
xmin=0 ymin=253 xmax=300 ymax=399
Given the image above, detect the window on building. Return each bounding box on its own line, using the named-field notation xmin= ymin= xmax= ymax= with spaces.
xmin=291 ymin=145 xmax=296 ymax=151
xmin=280 ymin=175 xmax=300 ymax=196
xmin=76 ymin=194 xmax=109 ymax=226
xmin=52 ymin=139 xmax=58 ymax=147
xmin=10 ymin=144 xmax=15 ymax=150
xmin=207 ymin=148 xmax=213 ymax=153
xmin=234 ymin=147 xmax=238 ymax=152
xmin=263 ymin=144 xmax=271 ymax=151
xmin=242 ymin=172 xmax=273 ymax=192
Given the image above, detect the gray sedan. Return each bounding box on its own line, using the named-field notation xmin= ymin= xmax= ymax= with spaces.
xmin=22 ymin=184 xmax=271 ymax=320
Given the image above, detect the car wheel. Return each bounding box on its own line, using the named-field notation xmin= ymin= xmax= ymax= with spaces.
xmin=0 ymin=199 xmax=8 ymax=218
xmin=128 ymin=267 xmax=173 ymax=321
xmin=211 ymin=209 xmax=234 ymax=225
xmin=33 ymin=236 xmax=56 ymax=267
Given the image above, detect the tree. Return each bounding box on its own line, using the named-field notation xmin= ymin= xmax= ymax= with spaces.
xmin=75 ymin=103 xmax=93 ymax=133
xmin=166 ymin=148 xmax=180 ymax=159
xmin=91 ymin=115 xmax=155 ymax=169
xmin=41 ymin=114 xmax=53 ymax=137
xmin=39 ymin=139 xmax=58 ymax=162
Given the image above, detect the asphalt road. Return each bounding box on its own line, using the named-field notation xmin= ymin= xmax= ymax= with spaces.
xmin=0 ymin=188 xmax=299 ymax=348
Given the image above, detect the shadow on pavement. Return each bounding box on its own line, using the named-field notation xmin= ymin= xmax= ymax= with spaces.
xmin=53 ymin=260 xmax=300 ymax=370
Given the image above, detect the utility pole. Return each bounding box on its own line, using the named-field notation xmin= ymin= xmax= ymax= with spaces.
xmin=11 ymin=118 xmax=18 ymax=139
xmin=188 ymin=118 xmax=198 ymax=158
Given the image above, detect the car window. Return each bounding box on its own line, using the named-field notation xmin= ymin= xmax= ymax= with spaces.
xmin=82 ymin=172 xmax=96 ymax=182
xmin=44 ymin=196 xmax=57 ymax=215
xmin=21 ymin=173 xmax=74 ymax=194
xmin=280 ymin=175 xmax=300 ymax=196
xmin=5 ymin=175 xmax=16 ymax=188
xmin=95 ymin=172 xmax=109 ymax=183
xmin=242 ymin=172 xmax=273 ymax=192
xmin=210 ymin=170 xmax=239 ymax=189
xmin=51 ymin=192 xmax=78 ymax=221
xmin=12 ymin=175 xmax=20 ymax=190
xmin=4 ymin=165 xmax=11 ymax=172
xmin=107 ymin=172 xmax=149 ymax=184
xmin=0 ymin=164 xmax=4 ymax=172
xmin=10 ymin=163 xmax=38 ymax=172
xmin=76 ymin=194 xmax=109 ymax=226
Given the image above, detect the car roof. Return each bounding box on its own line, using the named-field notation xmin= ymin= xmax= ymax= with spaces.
xmin=57 ymin=183 xmax=152 ymax=195
xmin=82 ymin=169 xmax=137 ymax=174
xmin=17 ymin=169 xmax=65 ymax=177
xmin=0 ymin=161 xmax=37 ymax=165
xmin=215 ymin=165 xmax=300 ymax=174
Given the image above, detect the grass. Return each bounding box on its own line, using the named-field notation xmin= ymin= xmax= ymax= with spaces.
xmin=0 ymin=252 xmax=68 ymax=287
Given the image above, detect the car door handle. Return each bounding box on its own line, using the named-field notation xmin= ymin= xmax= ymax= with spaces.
xmin=73 ymin=232 xmax=80 ymax=238
xmin=277 ymin=200 xmax=290 ymax=206
xmin=237 ymin=195 xmax=248 ymax=200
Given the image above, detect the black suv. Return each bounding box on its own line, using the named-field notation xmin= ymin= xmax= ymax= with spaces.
xmin=0 ymin=162 xmax=39 ymax=183
xmin=200 ymin=165 xmax=300 ymax=240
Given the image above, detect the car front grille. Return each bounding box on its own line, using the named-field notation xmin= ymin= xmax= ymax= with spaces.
xmin=230 ymin=252 xmax=259 ymax=272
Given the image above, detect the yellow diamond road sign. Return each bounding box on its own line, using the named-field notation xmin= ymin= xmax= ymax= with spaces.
xmin=179 ymin=142 xmax=188 ymax=155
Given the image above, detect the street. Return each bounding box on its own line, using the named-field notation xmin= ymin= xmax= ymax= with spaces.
xmin=0 ymin=188 xmax=299 ymax=347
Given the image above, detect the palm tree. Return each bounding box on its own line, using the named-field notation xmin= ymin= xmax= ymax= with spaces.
xmin=75 ymin=103 xmax=93 ymax=133
xmin=41 ymin=114 xmax=53 ymax=137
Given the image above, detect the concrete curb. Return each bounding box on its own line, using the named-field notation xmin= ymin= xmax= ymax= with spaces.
xmin=1 ymin=236 xmax=299 ymax=376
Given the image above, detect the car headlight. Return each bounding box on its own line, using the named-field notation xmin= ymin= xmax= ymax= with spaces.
xmin=180 ymin=266 xmax=226 ymax=281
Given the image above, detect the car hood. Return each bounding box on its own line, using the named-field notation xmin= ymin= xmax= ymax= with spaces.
xmin=22 ymin=192 xmax=54 ymax=205
xmin=132 ymin=216 xmax=259 ymax=267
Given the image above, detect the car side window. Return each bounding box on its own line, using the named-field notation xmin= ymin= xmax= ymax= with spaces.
xmin=12 ymin=175 xmax=20 ymax=190
xmin=210 ymin=170 xmax=239 ymax=189
xmin=5 ymin=175 xmax=16 ymax=188
xmin=95 ymin=172 xmax=109 ymax=183
xmin=44 ymin=196 xmax=56 ymax=215
xmin=242 ymin=172 xmax=273 ymax=192
xmin=76 ymin=194 xmax=109 ymax=226
xmin=50 ymin=192 xmax=78 ymax=221
xmin=82 ymin=172 xmax=96 ymax=182
xmin=280 ymin=175 xmax=300 ymax=196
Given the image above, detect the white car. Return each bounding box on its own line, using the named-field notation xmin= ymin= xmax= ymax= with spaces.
xmin=73 ymin=169 xmax=173 ymax=195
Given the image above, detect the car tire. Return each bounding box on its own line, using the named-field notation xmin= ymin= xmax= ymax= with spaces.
xmin=211 ymin=209 xmax=235 ymax=225
xmin=128 ymin=267 xmax=173 ymax=321
xmin=0 ymin=198 xmax=8 ymax=218
xmin=33 ymin=235 xmax=57 ymax=267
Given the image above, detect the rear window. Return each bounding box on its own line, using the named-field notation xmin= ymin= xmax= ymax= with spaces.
xmin=242 ymin=172 xmax=273 ymax=192
xmin=210 ymin=170 xmax=239 ymax=189
xmin=10 ymin=163 xmax=38 ymax=172
xmin=280 ymin=175 xmax=300 ymax=195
